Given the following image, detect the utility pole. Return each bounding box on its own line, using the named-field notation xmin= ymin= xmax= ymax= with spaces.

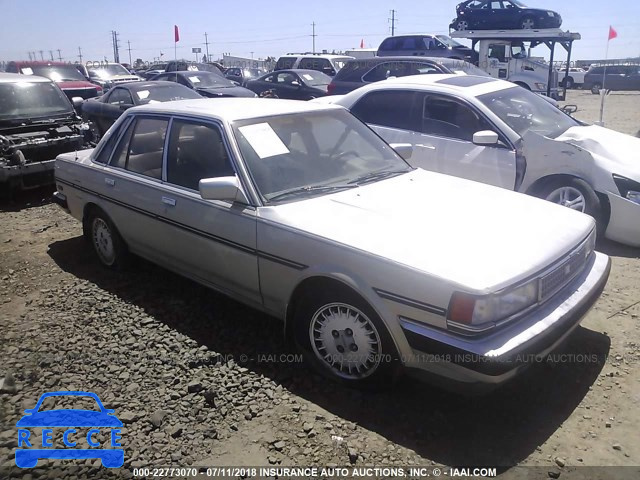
xmin=389 ymin=9 xmax=397 ymax=36
xmin=39 ymin=50 xmax=44 ymax=61
xmin=78 ymin=47 xmax=83 ymax=64
xmin=57 ymin=49 xmax=63 ymax=61
xmin=111 ymin=30 xmax=120 ymax=63
xmin=311 ymin=22 xmax=317 ymax=53
xmin=49 ymin=50 xmax=54 ymax=61
xmin=204 ymin=32 xmax=210 ymax=62
xmin=27 ymin=52 xmax=32 ymax=61
xmin=127 ymin=40 xmax=132 ymax=65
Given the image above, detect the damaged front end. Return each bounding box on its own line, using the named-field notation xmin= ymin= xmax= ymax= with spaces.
xmin=0 ymin=119 xmax=94 ymax=193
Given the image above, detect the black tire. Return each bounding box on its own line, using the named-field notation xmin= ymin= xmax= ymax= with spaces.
xmin=563 ymin=77 xmax=575 ymax=89
xmin=591 ymin=83 xmax=602 ymax=94
xmin=520 ymin=16 xmax=536 ymax=29
xmin=84 ymin=208 xmax=129 ymax=269
xmin=514 ymin=82 xmax=531 ymax=91
xmin=537 ymin=178 xmax=604 ymax=233
xmin=293 ymin=287 xmax=401 ymax=389
xmin=455 ymin=19 xmax=470 ymax=31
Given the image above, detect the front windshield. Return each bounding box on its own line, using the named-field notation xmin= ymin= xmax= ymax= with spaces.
xmin=232 ymin=109 xmax=411 ymax=204
xmin=24 ymin=65 xmax=86 ymax=82
xmin=299 ymin=71 xmax=332 ymax=86
xmin=511 ymin=0 xmax=527 ymax=6
xmin=93 ymin=64 xmax=131 ymax=78
xmin=184 ymin=72 xmax=233 ymax=87
xmin=0 ymin=82 xmax=72 ymax=120
xmin=134 ymin=85 xmax=201 ymax=104
xmin=436 ymin=35 xmax=464 ymax=48
xmin=478 ymin=86 xmax=579 ymax=138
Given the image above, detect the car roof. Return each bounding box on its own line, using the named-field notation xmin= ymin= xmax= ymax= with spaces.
xmin=0 ymin=72 xmax=53 ymax=84
xmin=112 ymin=80 xmax=189 ymax=91
xmin=358 ymin=73 xmax=514 ymax=96
xmin=268 ymin=69 xmax=325 ymax=75
xmin=130 ymin=97 xmax=342 ymax=122
xmin=278 ymin=54 xmax=354 ymax=59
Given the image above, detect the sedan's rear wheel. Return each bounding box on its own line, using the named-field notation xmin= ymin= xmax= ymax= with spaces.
xmin=591 ymin=83 xmax=602 ymax=94
xmin=86 ymin=209 xmax=129 ymax=269
xmin=520 ymin=16 xmax=536 ymax=29
xmin=294 ymin=289 xmax=400 ymax=388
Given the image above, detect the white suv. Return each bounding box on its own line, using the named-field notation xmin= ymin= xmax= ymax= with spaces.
xmin=274 ymin=54 xmax=354 ymax=76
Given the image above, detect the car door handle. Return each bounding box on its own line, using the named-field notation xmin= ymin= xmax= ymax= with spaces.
xmin=105 ymin=178 xmax=115 ymax=186
xmin=162 ymin=197 xmax=176 ymax=206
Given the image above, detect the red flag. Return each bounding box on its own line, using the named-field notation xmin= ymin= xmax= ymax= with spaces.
xmin=174 ymin=25 xmax=180 ymax=43
xmin=360 ymin=39 xmax=364 ymax=48
xmin=608 ymin=25 xmax=617 ymax=41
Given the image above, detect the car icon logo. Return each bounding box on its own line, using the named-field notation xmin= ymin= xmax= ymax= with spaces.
xmin=15 ymin=391 xmax=124 ymax=468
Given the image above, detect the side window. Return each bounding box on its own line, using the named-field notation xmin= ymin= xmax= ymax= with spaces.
xmin=263 ymin=74 xmax=275 ymax=83
xmin=94 ymin=122 xmax=126 ymax=164
xmin=351 ymin=90 xmax=423 ymax=131
xmin=108 ymin=88 xmax=133 ymax=106
xmin=421 ymin=96 xmax=488 ymax=141
xmin=276 ymin=72 xmax=296 ymax=84
xmin=378 ymin=38 xmax=397 ymax=51
xmin=488 ymin=44 xmax=507 ymax=62
xmin=166 ymin=120 xmax=234 ymax=190
xmin=109 ymin=117 xmax=169 ymax=179
xmin=399 ymin=37 xmax=418 ymax=50
xmin=363 ymin=63 xmax=397 ymax=82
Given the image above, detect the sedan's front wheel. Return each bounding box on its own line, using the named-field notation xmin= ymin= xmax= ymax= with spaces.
xmin=294 ymin=289 xmax=400 ymax=389
xmin=539 ymin=178 xmax=603 ymax=233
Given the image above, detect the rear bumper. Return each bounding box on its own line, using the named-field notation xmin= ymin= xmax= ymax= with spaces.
xmin=52 ymin=191 xmax=69 ymax=211
xmin=402 ymin=251 xmax=610 ymax=389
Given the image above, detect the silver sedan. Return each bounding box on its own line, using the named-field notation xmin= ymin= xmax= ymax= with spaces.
xmin=53 ymin=98 xmax=610 ymax=390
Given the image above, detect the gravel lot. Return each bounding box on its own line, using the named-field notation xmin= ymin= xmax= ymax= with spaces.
xmin=1 ymin=91 xmax=639 ymax=479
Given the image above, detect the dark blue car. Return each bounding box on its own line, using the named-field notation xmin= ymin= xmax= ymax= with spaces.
xmin=450 ymin=0 xmax=562 ymax=31
xmin=15 ymin=391 xmax=124 ymax=468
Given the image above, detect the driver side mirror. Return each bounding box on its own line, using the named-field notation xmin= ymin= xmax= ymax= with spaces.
xmin=199 ymin=176 xmax=249 ymax=204
xmin=390 ymin=143 xmax=413 ymax=160
xmin=71 ymin=97 xmax=84 ymax=110
xmin=291 ymin=80 xmax=301 ymax=87
xmin=472 ymin=130 xmax=499 ymax=146
xmin=561 ymin=104 xmax=578 ymax=115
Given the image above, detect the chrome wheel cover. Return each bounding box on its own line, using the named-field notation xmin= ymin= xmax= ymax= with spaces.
xmin=92 ymin=218 xmax=116 ymax=266
xmin=546 ymin=186 xmax=586 ymax=212
xmin=309 ymin=302 xmax=382 ymax=380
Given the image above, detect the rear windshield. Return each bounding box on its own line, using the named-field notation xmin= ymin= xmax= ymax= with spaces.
xmin=0 ymin=81 xmax=72 ymax=120
xmin=184 ymin=72 xmax=234 ymax=87
xmin=134 ymin=85 xmax=201 ymax=103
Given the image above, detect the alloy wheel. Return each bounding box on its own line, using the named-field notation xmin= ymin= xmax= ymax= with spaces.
xmin=545 ymin=186 xmax=587 ymax=212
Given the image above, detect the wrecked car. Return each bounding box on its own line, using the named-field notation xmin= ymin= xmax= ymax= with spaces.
xmin=327 ymin=74 xmax=640 ymax=247
xmin=54 ymin=98 xmax=610 ymax=389
xmin=0 ymin=73 xmax=93 ymax=193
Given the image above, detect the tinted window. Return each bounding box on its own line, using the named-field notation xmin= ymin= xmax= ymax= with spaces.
xmin=108 ymin=88 xmax=134 ymax=105
xmin=378 ymin=38 xmax=397 ymax=51
xmin=166 ymin=120 xmax=234 ymax=190
xmin=351 ymin=90 xmax=422 ymax=131
xmin=299 ymin=58 xmax=331 ymax=71
xmin=363 ymin=62 xmax=439 ymax=82
xmin=421 ymin=96 xmax=488 ymax=141
xmin=110 ymin=117 xmax=168 ymax=179
xmin=275 ymin=57 xmax=297 ymax=70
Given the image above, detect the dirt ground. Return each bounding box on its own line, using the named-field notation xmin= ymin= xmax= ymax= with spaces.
xmin=1 ymin=91 xmax=639 ymax=480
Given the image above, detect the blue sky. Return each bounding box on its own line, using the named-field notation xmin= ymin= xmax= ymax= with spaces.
xmin=0 ymin=0 xmax=639 ymax=63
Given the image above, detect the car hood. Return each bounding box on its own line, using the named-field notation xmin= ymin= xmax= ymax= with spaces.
xmin=56 ymin=80 xmax=99 ymax=89
xmin=197 ymin=86 xmax=255 ymax=97
xmin=557 ymin=125 xmax=640 ymax=181
xmin=260 ymin=169 xmax=594 ymax=292
xmin=16 ymin=410 xmax=123 ymax=427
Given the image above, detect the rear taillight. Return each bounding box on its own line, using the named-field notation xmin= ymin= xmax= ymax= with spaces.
xmin=327 ymin=83 xmax=335 ymax=95
xmin=447 ymin=293 xmax=475 ymax=325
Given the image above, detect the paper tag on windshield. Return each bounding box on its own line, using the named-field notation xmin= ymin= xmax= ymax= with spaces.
xmin=189 ymin=76 xmax=200 ymax=83
xmin=239 ymin=123 xmax=290 ymax=159
xmin=22 ymin=68 xmax=33 ymax=75
xmin=302 ymin=74 xmax=313 ymax=81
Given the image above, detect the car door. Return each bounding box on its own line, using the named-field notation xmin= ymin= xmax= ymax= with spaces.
xmin=273 ymin=72 xmax=303 ymax=99
xmin=472 ymin=0 xmax=494 ymax=27
xmin=98 ymin=88 xmax=134 ymax=134
xmin=486 ymin=43 xmax=510 ymax=80
xmin=351 ymin=90 xmax=516 ymax=188
xmin=621 ymin=66 xmax=640 ymax=90
xmin=96 ymin=115 xmax=173 ymax=262
xmin=161 ymin=118 xmax=260 ymax=303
